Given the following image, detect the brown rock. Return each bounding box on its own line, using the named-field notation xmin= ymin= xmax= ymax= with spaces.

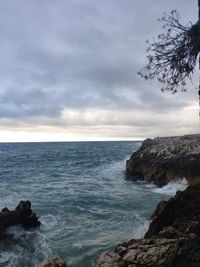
xmin=37 ymin=256 xmax=68 ymax=267
xmin=95 ymin=238 xmax=200 ymax=267
xmin=94 ymin=252 xmax=121 ymax=267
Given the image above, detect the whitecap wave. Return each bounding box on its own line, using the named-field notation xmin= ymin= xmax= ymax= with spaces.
xmin=132 ymin=214 xmax=150 ymax=239
xmin=0 ymin=229 xmax=51 ymax=267
xmin=153 ymin=178 xmax=188 ymax=196
xmin=40 ymin=214 xmax=58 ymax=230
xmin=0 ymin=251 xmax=19 ymax=267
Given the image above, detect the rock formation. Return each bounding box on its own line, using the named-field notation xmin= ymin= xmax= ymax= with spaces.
xmin=126 ymin=134 xmax=200 ymax=186
xmin=94 ymin=184 xmax=200 ymax=267
xmin=37 ymin=256 xmax=68 ymax=267
xmin=0 ymin=200 xmax=41 ymax=233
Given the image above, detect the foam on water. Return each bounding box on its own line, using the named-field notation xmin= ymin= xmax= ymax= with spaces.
xmin=0 ymin=229 xmax=51 ymax=267
xmin=0 ymin=141 xmax=186 ymax=267
xmin=132 ymin=215 xmax=149 ymax=239
xmin=5 ymin=226 xmax=27 ymax=239
xmin=41 ymin=214 xmax=59 ymax=230
xmin=152 ymin=178 xmax=188 ymax=196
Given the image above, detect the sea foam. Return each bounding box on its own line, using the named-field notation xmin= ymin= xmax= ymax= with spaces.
xmin=152 ymin=178 xmax=188 ymax=196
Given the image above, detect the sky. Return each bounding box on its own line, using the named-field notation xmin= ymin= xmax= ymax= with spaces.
xmin=0 ymin=0 xmax=199 ymax=142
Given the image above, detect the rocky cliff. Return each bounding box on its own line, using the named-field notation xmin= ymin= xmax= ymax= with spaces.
xmin=94 ymin=184 xmax=200 ymax=267
xmin=126 ymin=134 xmax=200 ymax=186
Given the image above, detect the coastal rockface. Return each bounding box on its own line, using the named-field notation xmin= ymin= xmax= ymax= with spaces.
xmin=0 ymin=200 xmax=41 ymax=234
xmin=126 ymin=134 xmax=200 ymax=186
xmin=94 ymin=184 xmax=200 ymax=267
xmin=37 ymin=256 xmax=68 ymax=267
xmin=37 ymin=185 xmax=200 ymax=266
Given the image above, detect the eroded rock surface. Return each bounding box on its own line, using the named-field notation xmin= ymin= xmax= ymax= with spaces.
xmin=37 ymin=256 xmax=68 ymax=267
xmin=126 ymin=134 xmax=200 ymax=186
xmin=95 ymin=238 xmax=200 ymax=267
xmin=94 ymin=184 xmax=200 ymax=267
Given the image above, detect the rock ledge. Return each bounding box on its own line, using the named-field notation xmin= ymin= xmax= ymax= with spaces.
xmin=126 ymin=134 xmax=200 ymax=186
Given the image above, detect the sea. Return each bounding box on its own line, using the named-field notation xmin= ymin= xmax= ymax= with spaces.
xmin=0 ymin=141 xmax=188 ymax=267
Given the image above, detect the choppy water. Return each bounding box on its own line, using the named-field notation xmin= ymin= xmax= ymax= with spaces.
xmin=0 ymin=141 xmax=187 ymax=267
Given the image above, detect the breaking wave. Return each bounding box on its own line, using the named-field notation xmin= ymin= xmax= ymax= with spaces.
xmin=152 ymin=178 xmax=188 ymax=196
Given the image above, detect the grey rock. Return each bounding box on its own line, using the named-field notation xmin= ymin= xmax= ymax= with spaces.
xmin=126 ymin=134 xmax=200 ymax=186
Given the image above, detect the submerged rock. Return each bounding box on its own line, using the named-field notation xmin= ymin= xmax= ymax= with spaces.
xmin=37 ymin=256 xmax=68 ymax=267
xmin=94 ymin=184 xmax=200 ymax=267
xmin=126 ymin=134 xmax=200 ymax=186
xmin=0 ymin=200 xmax=41 ymax=233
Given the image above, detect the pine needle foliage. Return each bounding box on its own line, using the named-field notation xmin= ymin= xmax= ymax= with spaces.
xmin=138 ymin=10 xmax=200 ymax=93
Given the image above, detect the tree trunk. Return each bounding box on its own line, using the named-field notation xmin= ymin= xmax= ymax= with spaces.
xmin=198 ymin=0 xmax=200 ymax=117
xmin=199 ymin=0 xmax=200 ymax=19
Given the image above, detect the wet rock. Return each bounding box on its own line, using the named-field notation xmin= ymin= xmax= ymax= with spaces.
xmin=94 ymin=252 xmax=122 ymax=267
xmin=0 ymin=200 xmax=41 ymax=233
xmin=145 ymin=184 xmax=200 ymax=238
xmin=95 ymin=237 xmax=200 ymax=267
xmin=37 ymin=256 xmax=68 ymax=267
xmin=126 ymin=134 xmax=200 ymax=186
xmin=94 ymin=184 xmax=200 ymax=267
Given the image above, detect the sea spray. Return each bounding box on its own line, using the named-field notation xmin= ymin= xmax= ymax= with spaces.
xmin=152 ymin=178 xmax=188 ymax=196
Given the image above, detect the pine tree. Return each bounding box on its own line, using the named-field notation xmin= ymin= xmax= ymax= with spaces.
xmin=139 ymin=1 xmax=200 ymax=115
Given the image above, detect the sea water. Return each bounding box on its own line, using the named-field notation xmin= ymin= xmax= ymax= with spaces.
xmin=0 ymin=141 xmax=188 ymax=267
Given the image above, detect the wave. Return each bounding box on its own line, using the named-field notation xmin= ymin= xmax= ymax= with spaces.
xmin=133 ymin=215 xmax=149 ymax=239
xmin=0 ymin=230 xmax=51 ymax=267
xmin=152 ymin=178 xmax=188 ymax=196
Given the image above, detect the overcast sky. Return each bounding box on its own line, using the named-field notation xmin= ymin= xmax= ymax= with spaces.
xmin=0 ymin=0 xmax=199 ymax=141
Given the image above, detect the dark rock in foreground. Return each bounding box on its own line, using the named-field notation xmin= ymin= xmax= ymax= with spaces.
xmin=126 ymin=134 xmax=200 ymax=186
xmin=145 ymin=184 xmax=200 ymax=239
xmin=0 ymin=200 xmax=41 ymax=233
xmin=95 ymin=238 xmax=200 ymax=267
xmin=94 ymin=184 xmax=200 ymax=267
xmin=37 ymin=256 xmax=68 ymax=267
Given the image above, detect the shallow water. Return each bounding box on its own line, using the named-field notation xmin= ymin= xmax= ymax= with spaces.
xmin=0 ymin=141 xmax=187 ymax=267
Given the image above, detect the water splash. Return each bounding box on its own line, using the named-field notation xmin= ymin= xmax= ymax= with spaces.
xmin=152 ymin=178 xmax=188 ymax=196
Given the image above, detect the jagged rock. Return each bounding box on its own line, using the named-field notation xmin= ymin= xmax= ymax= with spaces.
xmin=145 ymin=184 xmax=200 ymax=238
xmin=126 ymin=134 xmax=200 ymax=186
xmin=0 ymin=200 xmax=41 ymax=233
xmin=94 ymin=184 xmax=200 ymax=267
xmin=95 ymin=237 xmax=200 ymax=267
xmin=37 ymin=256 xmax=68 ymax=267
xmin=94 ymin=252 xmax=121 ymax=267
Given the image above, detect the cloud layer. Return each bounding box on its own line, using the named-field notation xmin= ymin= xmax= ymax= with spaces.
xmin=0 ymin=0 xmax=198 ymax=141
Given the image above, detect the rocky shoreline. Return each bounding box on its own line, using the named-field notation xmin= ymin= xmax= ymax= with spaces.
xmin=94 ymin=184 xmax=200 ymax=267
xmin=2 ymin=135 xmax=200 ymax=267
xmin=126 ymin=134 xmax=200 ymax=187
xmin=36 ymin=134 xmax=200 ymax=267
xmin=20 ymin=183 xmax=200 ymax=266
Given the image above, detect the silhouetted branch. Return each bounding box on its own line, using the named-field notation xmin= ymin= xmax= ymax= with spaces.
xmin=138 ymin=10 xmax=200 ymax=93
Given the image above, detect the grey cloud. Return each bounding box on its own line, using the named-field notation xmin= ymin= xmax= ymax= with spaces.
xmin=0 ymin=88 xmax=61 ymax=118
xmin=0 ymin=0 xmax=198 ymax=135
